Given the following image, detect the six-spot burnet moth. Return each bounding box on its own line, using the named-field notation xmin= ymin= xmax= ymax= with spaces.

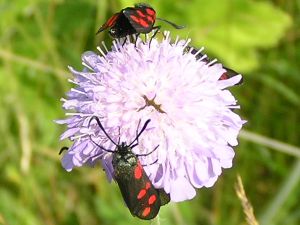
xmin=96 ymin=3 xmax=184 ymax=39
xmin=87 ymin=116 xmax=170 ymax=220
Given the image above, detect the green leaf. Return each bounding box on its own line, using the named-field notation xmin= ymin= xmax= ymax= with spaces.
xmin=186 ymin=0 xmax=292 ymax=72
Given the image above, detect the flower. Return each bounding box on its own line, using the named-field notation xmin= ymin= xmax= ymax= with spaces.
xmin=57 ymin=32 xmax=245 ymax=202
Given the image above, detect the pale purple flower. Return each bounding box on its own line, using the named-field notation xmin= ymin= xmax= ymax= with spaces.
xmin=57 ymin=32 xmax=245 ymax=202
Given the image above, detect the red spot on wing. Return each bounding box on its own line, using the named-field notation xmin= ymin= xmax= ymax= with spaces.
xmin=136 ymin=10 xmax=146 ymax=17
xmin=147 ymin=15 xmax=154 ymax=23
xmin=130 ymin=15 xmax=149 ymax=28
xmin=145 ymin=182 xmax=151 ymax=190
xmin=130 ymin=15 xmax=140 ymax=23
xmin=142 ymin=207 xmax=151 ymax=217
xmin=137 ymin=189 xmax=146 ymax=199
xmin=97 ymin=13 xmax=120 ymax=34
xmin=146 ymin=8 xmax=155 ymax=16
xmin=134 ymin=163 xmax=142 ymax=179
xmin=106 ymin=13 xmax=120 ymax=27
xmin=148 ymin=194 xmax=157 ymax=205
xmin=139 ymin=19 xmax=149 ymax=28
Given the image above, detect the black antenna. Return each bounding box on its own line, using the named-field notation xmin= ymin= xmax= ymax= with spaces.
xmin=129 ymin=119 xmax=151 ymax=147
xmin=89 ymin=116 xmax=118 ymax=146
xmin=89 ymin=116 xmax=152 ymax=152
xmin=156 ymin=18 xmax=185 ymax=29
xmin=89 ymin=136 xmax=115 ymax=153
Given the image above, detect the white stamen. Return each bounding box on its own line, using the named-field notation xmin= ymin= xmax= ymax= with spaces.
xmin=71 ymin=88 xmax=86 ymax=95
xmin=68 ymin=79 xmax=78 ymax=85
xmin=82 ymin=62 xmax=94 ymax=71
xmin=174 ymin=35 xmax=179 ymax=45
xmin=183 ymin=38 xmax=191 ymax=49
xmin=207 ymin=59 xmax=217 ymax=66
xmin=97 ymin=46 xmax=107 ymax=57
xmin=164 ymin=31 xmax=170 ymax=40
xmin=193 ymin=47 xmax=205 ymax=58
xmin=70 ymin=133 xmax=89 ymax=141
xmin=197 ymin=54 xmax=207 ymax=61
xmin=65 ymin=112 xmax=94 ymax=117
xmin=101 ymin=41 xmax=109 ymax=53
xmin=113 ymin=40 xmax=120 ymax=52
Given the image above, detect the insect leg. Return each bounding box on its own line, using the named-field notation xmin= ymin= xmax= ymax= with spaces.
xmin=122 ymin=36 xmax=128 ymax=47
xmin=136 ymin=145 xmax=159 ymax=157
xmin=117 ymin=127 xmax=121 ymax=145
xmin=141 ymin=158 xmax=158 ymax=167
xmin=134 ymin=33 xmax=141 ymax=47
xmin=149 ymin=26 xmax=161 ymax=48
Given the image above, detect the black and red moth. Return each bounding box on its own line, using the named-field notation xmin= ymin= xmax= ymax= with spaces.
xmin=186 ymin=46 xmax=243 ymax=85
xmin=88 ymin=116 xmax=170 ymax=220
xmin=96 ymin=3 xmax=183 ymax=38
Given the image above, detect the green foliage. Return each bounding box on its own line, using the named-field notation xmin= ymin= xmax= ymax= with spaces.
xmin=0 ymin=0 xmax=299 ymax=225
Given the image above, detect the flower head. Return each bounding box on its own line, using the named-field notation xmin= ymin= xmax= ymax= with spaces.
xmin=57 ymin=32 xmax=245 ymax=202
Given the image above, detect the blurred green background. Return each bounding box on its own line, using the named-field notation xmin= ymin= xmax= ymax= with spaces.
xmin=0 ymin=0 xmax=299 ymax=224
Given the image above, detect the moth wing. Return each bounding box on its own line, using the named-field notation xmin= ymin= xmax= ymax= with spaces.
xmin=96 ymin=13 xmax=121 ymax=34
xmin=123 ymin=7 xmax=155 ymax=33
xmin=115 ymin=163 xmax=161 ymax=220
xmin=157 ymin=188 xmax=170 ymax=206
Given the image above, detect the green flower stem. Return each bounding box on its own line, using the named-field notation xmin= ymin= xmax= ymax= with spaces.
xmin=239 ymin=130 xmax=300 ymax=158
